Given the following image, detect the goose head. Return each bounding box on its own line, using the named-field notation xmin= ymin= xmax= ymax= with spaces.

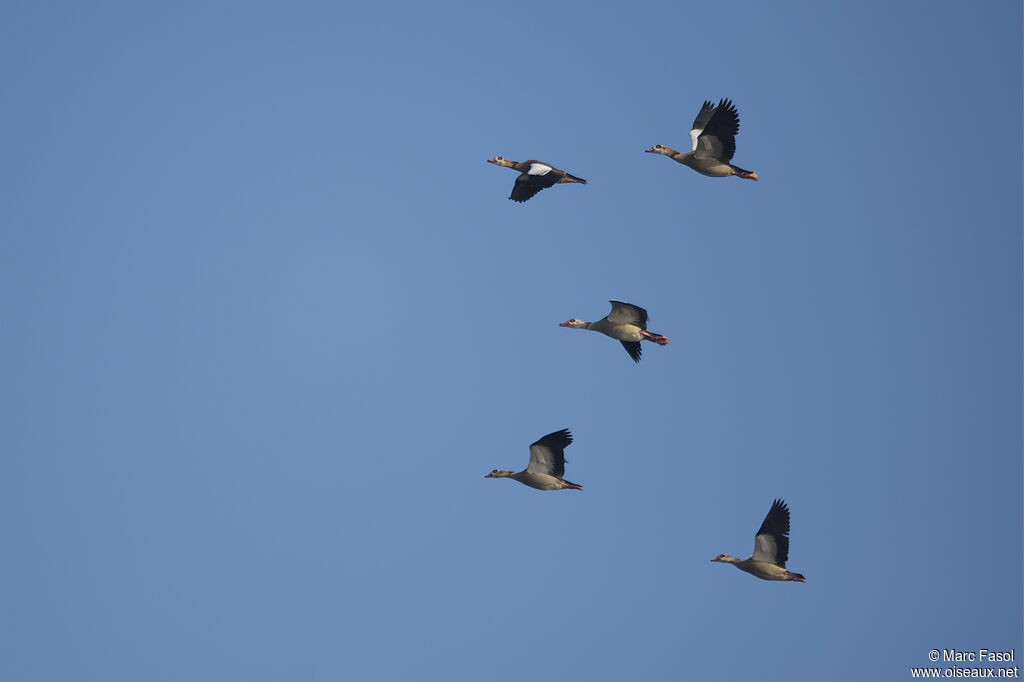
xmin=711 ymin=554 xmax=741 ymax=564
xmin=559 ymin=318 xmax=588 ymax=329
xmin=485 ymin=469 xmax=515 ymax=478
xmin=487 ymin=156 xmax=516 ymax=168
xmin=645 ymin=144 xmax=676 ymax=156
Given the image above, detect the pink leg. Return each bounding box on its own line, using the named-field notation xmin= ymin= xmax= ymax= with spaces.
xmin=642 ymin=331 xmax=669 ymax=346
xmin=732 ymin=169 xmax=759 ymax=181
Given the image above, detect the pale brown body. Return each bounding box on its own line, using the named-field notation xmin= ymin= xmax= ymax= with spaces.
xmin=486 ymin=157 xmax=587 ymax=202
xmin=485 ymin=429 xmax=583 ymax=491
xmin=560 ymin=300 xmax=669 ymax=364
xmin=712 ymin=499 xmax=806 ymax=582
xmin=646 ymin=98 xmax=758 ymax=180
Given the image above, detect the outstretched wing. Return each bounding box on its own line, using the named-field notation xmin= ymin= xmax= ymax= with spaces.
xmin=510 ymin=163 xmax=561 ymax=202
xmin=620 ymin=341 xmax=642 ymax=363
xmin=606 ymin=300 xmax=649 ymax=329
xmin=526 ymin=428 xmax=573 ymax=477
xmin=751 ymin=499 xmax=792 ymax=567
xmin=688 ymin=100 xmax=717 ymax=151
xmin=693 ymin=98 xmax=740 ymax=163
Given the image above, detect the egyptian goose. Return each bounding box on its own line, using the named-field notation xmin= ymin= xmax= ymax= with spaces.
xmin=646 ymin=98 xmax=759 ymax=180
xmin=560 ymin=300 xmax=669 ymax=363
xmin=484 ymin=428 xmax=582 ymax=491
xmin=711 ymin=499 xmax=806 ymax=582
xmin=486 ymin=157 xmax=587 ymax=202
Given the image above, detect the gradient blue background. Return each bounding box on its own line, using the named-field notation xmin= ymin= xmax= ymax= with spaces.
xmin=2 ymin=2 xmax=1021 ymax=680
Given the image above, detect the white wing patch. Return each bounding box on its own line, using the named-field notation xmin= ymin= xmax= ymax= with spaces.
xmin=526 ymin=444 xmax=555 ymax=475
xmin=527 ymin=163 xmax=553 ymax=176
xmin=752 ymin=533 xmax=779 ymax=564
xmin=689 ymin=128 xmax=702 ymax=152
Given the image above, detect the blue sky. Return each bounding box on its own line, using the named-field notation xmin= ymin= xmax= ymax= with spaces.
xmin=2 ymin=2 xmax=1021 ymax=680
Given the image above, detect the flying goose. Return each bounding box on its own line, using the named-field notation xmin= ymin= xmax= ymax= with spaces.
xmin=487 ymin=157 xmax=587 ymax=202
xmin=485 ymin=428 xmax=582 ymax=491
xmin=646 ymin=98 xmax=759 ymax=180
xmin=711 ymin=499 xmax=806 ymax=582
xmin=560 ymin=300 xmax=669 ymax=363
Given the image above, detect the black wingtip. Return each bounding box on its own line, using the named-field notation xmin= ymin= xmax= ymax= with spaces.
xmin=764 ymin=499 xmax=792 ymax=536
xmin=535 ymin=428 xmax=573 ymax=448
xmin=621 ymin=340 xmax=642 ymax=363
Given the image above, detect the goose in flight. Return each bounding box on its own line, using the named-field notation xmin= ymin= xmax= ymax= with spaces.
xmin=487 ymin=157 xmax=587 ymax=202
xmin=646 ymin=98 xmax=758 ymax=180
xmin=484 ymin=428 xmax=582 ymax=491
xmin=560 ymin=300 xmax=669 ymax=363
xmin=711 ymin=499 xmax=806 ymax=582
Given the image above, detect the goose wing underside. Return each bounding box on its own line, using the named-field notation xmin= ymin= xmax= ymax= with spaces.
xmin=526 ymin=428 xmax=573 ymax=477
xmin=606 ymin=300 xmax=648 ymax=328
xmin=751 ymin=499 xmax=791 ymax=566
xmin=688 ymin=100 xmax=717 ymax=151
xmin=510 ymin=170 xmax=560 ymax=202
xmin=694 ymin=98 xmax=740 ymax=163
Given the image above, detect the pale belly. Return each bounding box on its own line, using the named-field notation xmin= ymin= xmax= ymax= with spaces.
xmin=604 ymin=325 xmax=644 ymax=342
xmin=738 ymin=560 xmax=790 ymax=581
xmin=513 ymin=472 xmax=564 ymax=490
xmin=680 ymin=156 xmax=732 ymax=177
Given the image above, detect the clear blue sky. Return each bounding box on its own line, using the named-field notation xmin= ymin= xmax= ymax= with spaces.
xmin=2 ymin=2 xmax=1020 ymax=681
